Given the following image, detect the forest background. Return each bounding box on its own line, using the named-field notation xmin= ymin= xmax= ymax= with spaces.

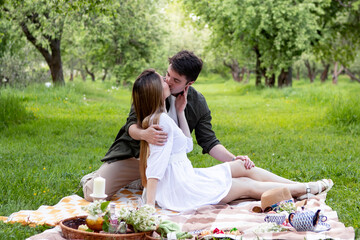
xmin=0 ymin=0 xmax=359 ymax=238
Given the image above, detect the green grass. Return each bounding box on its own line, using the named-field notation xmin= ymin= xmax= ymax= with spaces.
xmin=0 ymin=76 xmax=359 ymax=238
xmin=0 ymin=92 xmax=34 ymax=131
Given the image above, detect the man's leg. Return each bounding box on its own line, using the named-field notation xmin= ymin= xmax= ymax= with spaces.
xmin=83 ymin=158 xmax=140 ymax=201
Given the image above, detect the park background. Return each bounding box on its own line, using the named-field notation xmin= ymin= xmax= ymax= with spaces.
xmin=1 ymin=0 xmax=359 ymax=239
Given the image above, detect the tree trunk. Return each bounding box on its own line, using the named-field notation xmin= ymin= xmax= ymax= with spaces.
xmin=278 ymin=69 xmax=286 ymax=88
xmin=264 ymin=70 xmax=275 ymax=87
xmin=80 ymin=69 xmax=87 ymax=81
xmin=344 ymin=68 xmax=360 ymax=83
xmin=223 ymin=59 xmax=244 ymax=82
xmin=332 ymin=61 xmax=344 ymax=84
xmin=287 ymin=67 xmax=293 ymax=87
xmin=102 ymin=68 xmax=108 ymax=81
xmin=268 ymin=73 xmax=275 ymax=87
xmin=48 ymin=39 xmax=64 ymax=85
xmin=262 ymin=65 xmax=275 ymax=87
xmin=304 ymin=60 xmax=317 ymax=83
xmin=20 ymin=19 xmax=65 ymax=86
xmin=69 ymin=70 xmax=74 ymax=81
xmin=320 ymin=61 xmax=330 ymax=83
xmin=296 ymin=66 xmax=300 ymax=80
xmin=278 ymin=67 xmax=292 ymax=88
xmin=85 ymin=65 xmax=95 ymax=82
xmin=253 ymin=46 xmax=262 ymax=86
xmin=245 ymin=68 xmax=250 ymax=83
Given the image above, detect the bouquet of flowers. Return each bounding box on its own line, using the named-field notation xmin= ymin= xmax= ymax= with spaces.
xmin=118 ymin=204 xmax=160 ymax=232
xmin=82 ymin=200 xmax=109 ymax=217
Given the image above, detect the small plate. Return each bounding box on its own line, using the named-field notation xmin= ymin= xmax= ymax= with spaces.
xmin=201 ymin=234 xmax=242 ymax=240
xmin=314 ymin=222 xmax=331 ymax=232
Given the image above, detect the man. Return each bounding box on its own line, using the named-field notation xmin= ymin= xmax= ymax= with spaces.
xmin=82 ymin=50 xmax=254 ymax=201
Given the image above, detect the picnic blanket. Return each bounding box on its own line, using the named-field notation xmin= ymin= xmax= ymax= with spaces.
xmin=1 ymin=189 xmax=355 ymax=240
xmin=2 ymin=189 xmax=177 ymax=227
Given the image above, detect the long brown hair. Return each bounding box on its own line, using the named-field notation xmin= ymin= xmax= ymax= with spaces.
xmin=132 ymin=69 xmax=165 ymax=187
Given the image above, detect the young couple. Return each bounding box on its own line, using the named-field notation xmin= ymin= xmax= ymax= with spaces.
xmin=82 ymin=50 xmax=333 ymax=211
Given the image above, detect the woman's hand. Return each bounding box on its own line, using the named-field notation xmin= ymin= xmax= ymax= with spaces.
xmin=175 ymin=85 xmax=189 ymax=113
xmin=233 ymin=155 xmax=255 ymax=169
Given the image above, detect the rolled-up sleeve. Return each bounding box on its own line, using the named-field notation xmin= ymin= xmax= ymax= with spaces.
xmin=124 ymin=105 xmax=138 ymax=134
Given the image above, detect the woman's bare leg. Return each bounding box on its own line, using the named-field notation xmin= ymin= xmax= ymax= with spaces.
xmin=228 ymin=160 xmax=296 ymax=184
xmin=220 ymin=177 xmax=324 ymax=204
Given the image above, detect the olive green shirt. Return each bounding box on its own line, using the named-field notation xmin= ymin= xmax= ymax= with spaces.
xmin=101 ymin=86 xmax=220 ymax=162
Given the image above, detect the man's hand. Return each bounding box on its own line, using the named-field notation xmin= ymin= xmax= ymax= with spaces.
xmin=233 ymin=155 xmax=255 ymax=169
xmin=142 ymin=125 xmax=168 ymax=145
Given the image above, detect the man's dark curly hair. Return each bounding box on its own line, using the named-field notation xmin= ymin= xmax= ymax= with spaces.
xmin=168 ymin=50 xmax=203 ymax=83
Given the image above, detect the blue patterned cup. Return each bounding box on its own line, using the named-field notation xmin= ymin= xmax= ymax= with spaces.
xmin=264 ymin=214 xmax=286 ymax=225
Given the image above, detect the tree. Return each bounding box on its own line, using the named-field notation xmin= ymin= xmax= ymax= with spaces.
xmin=310 ymin=0 xmax=360 ymax=84
xmin=0 ymin=14 xmax=45 ymax=87
xmin=61 ymin=0 xmax=167 ymax=84
xmin=183 ymin=0 xmax=332 ymax=87
xmin=3 ymin=0 xmax=111 ymax=86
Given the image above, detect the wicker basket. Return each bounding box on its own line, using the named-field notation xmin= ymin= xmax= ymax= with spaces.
xmin=59 ymin=216 xmax=152 ymax=240
xmin=144 ymin=235 xmax=161 ymax=240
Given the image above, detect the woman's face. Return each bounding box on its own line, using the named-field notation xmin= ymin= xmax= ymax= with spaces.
xmin=160 ymin=73 xmax=170 ymax=100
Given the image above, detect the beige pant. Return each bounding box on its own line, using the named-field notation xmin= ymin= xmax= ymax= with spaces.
xmin=83 ymin=158 xmax=140 ymax=201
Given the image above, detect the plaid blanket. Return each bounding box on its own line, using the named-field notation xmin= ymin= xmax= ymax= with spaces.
xmin=1 ymin=189 xmax=355 ymax=240
xmin=2 ymin=189 xmax=176 ymax=227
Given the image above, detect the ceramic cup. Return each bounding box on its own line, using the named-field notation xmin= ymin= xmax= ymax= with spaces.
xmin=264 ymin=214 xmax=286 ymax=225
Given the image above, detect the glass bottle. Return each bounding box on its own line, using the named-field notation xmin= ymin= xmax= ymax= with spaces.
xmin=108 ymin=202 xmax=119 ymax=233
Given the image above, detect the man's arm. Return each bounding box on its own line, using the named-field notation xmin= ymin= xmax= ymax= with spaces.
xmin=128 ymin=124 xmax=167 ymax=145
xmin=209 ymin=144 xmax=255 ymax=169
xmin=209 ymin=144 xmax=234 ymax=162
xmin=126 ymin=105 xmax=168 ymax=145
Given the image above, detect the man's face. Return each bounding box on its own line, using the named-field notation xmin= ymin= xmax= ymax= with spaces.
xmin=165 ymin=64 xmax=194 ymax=96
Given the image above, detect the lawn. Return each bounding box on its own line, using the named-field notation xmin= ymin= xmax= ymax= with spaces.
xmin=0 ymin=75 xmax=359 ymax=239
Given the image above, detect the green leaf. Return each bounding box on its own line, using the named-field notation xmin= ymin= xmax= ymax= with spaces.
xmin=102 ymin=212 xmax=110 ymax=232
xmin=100 ymin=201 xmax=110 ymax=212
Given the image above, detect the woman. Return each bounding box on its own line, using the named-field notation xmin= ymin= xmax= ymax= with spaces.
xmin=132 ymin=69 xmax=333 ymax=212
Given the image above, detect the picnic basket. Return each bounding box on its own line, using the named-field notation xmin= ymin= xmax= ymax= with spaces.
xmin=59 ymin=215 xmax=152 ymax=240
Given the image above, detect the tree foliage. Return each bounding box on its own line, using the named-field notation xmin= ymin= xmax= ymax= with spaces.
xmin=3 ymin=0 xmax=117 ymax=85
xmin=183 ymin=0 xmax=360 ymax=86
xmin=1 ymin=0 xmax=360 ymax=87
xmin=77 ymin=0 xmax=166 ymax=83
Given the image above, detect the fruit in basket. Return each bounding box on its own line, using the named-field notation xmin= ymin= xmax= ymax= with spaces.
xmin=78 ymin=224 xmax=89 ymax=232
xmin=85 ymin=215 xmax=104 ymax=232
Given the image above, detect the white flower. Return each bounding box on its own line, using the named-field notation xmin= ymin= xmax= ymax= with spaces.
xmin=82 ymin=200 xmax=106 ymax=216
xmin=117 ymin=204 xmax=160 ymax=232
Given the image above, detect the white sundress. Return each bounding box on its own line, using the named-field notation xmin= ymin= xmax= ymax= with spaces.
xmin=146 ymin=113 xmax=232 ymax=212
